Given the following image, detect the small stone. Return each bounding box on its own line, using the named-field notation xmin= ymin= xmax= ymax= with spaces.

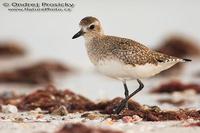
xmin=51 ymin=106 xmax=68 ymax=116
xmin=35 ymin=107 xmax=42 ymax=112
xmin=122 ymin=115 xmax=142 ymax=123
xmin=14 ymin=117 xmax=24 ymax=123
xmin=1 ymin=104 xmax=18 ymax=113
xmin=81 ymin=112 xmax=106 ymax=120
xmin=122 ymin=116 xmax=134 ymax=123
xmin=36 ymin=114 xmax=44 ymax=119
xmin=143 ymin=105 xmax=161 ymax=112
xmin=103 ymin=118 xmax=115 ymax=125
xmin=132 ymin=115 xmax=143 ymax=121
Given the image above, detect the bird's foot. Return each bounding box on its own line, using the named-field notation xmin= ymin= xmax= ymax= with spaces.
xmin=114 ymin=98 xmax=128 ymax=114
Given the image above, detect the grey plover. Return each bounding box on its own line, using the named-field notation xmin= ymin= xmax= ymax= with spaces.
xmin=72 ymin=16 xmax=191 ymax=114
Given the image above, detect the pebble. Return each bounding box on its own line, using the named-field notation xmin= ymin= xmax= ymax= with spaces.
xmin=122 ymin=115 xmax=142 ymax=123
xmin=1 ymin=104 xmax=18 ymax=114
xmin=51 ymin=106 xmax=68 ymax=116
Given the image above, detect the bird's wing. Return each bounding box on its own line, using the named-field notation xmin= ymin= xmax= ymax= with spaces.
xmin=107 ymin=36 xmax=184 ymax=66
xmin=108 ymin=36 xmax=157 ymax=66
xmin=150 ymin=51 xmax=182 ymax=63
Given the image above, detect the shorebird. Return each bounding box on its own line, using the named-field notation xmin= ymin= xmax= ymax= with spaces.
xmin=72 ymin=16 xmax=191 ymax=114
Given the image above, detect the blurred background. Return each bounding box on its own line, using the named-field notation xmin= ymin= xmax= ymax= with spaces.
xmin=0 ymin=0 xmax=200 ymax=105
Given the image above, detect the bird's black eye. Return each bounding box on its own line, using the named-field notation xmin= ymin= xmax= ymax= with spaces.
xmin=89 ymin=25 xmax=95 ymax=30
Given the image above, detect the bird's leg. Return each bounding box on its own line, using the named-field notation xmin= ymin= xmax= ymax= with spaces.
xmin=123 ymin=81 xmax=129 ymax=108
xmin=114 ymin=79 xmax=144 ymax=114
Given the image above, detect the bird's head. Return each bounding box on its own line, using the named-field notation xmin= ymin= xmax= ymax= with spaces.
xmin=72 ymin=16 xmax=104 ymax=40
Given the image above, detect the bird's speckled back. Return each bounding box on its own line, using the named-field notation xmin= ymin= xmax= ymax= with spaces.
xmin=85 ymin=35 xmax=180 ymax=66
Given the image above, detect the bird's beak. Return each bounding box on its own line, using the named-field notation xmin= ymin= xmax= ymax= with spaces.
xmin=72 ymin=30 xmax=84 ymax=39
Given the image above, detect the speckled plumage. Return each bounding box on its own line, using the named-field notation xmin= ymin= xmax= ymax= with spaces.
xmin=73 ymin=16 xmax=189 ymax=80
xmin=86 ymin=35 xmax=182 ymax=66
xmin=72 ymin=17 xmax=191 ymax=114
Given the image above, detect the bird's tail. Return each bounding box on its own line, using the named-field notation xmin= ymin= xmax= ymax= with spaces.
xmin=181 ymin=58 xmax=192 ymax=62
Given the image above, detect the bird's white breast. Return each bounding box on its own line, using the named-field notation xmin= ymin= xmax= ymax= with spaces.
xmin=96 ymin=59 xmax=177 ymax=80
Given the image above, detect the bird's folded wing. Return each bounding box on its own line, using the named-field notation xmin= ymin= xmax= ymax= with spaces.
xmin=110 ymin=39 xmax=157 ymax=66
xmin=109 ymin=37 xmax=182 ymax=66
xmin=150 ymin=51 xmax=183 ymax=63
